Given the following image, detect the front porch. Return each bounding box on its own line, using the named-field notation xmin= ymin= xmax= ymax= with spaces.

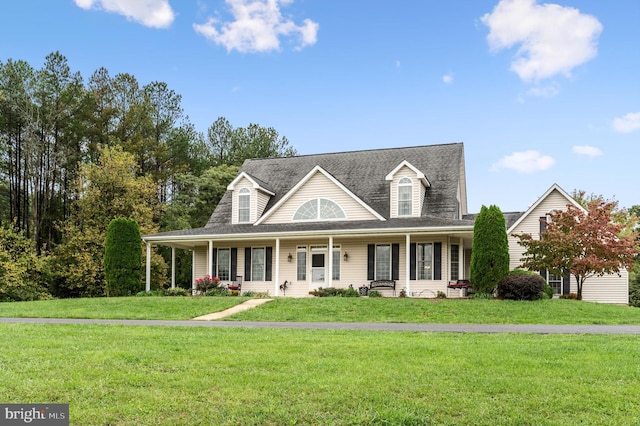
xmin=143 ymin=230 xmax=473 ymax=298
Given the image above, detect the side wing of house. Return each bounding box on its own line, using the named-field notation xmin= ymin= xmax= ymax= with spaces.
xmin=507 ymin=184 xmax=629 ymax=304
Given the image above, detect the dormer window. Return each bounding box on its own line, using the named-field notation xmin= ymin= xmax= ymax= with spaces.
xmin=293 ymin=198 xmax=346 ymax=221
xmin=398 ymin=177 xmax=413 ymax=216
xmin=238 ymin=188 xmax=250 ymax=223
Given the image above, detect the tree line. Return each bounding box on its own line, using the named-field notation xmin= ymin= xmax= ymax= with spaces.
xmin=0 ymin=51 xmax=296 ymax=300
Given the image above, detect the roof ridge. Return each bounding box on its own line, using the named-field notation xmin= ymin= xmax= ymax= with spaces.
xmin=243 ymin=142 xmax=464 ymax=163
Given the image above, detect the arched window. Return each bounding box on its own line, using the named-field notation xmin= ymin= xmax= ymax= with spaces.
xmin=238 ymin=188 xmax=250 ymax=223
xmin=398 ymin=177 xmax=412 ymax=216
xmin=293 ymin=199 xmax=346 ymax=221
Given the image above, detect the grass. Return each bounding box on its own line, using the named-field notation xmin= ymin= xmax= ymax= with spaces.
xmin=227 ymin=297 xmax=640 ymax=324
xmin=0 ymin=296 xmax=250 ymax=320
xmin=1 ymin=323 xmax=639 ymax=425
xmin=2 ymin=296 xmax=640 ymax=324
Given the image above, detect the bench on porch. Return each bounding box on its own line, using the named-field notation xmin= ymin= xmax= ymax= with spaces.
xmin=369 ymin=279 xmax=396 ymax=296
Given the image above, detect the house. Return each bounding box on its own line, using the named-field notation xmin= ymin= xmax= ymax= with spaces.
xmin=142 ymin=143 xmax=628 ymax=303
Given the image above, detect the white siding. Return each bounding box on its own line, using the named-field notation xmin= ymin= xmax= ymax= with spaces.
xmin=263 ymin=172 xmax=378 ymax=224
xmin=257 ymin=191 xmax=270 ymax=219
xmin=508 ymin=188 xmax=629 ymax=304
xmin=193 ymin=246 xmax=208 ymax=287
xmin=230 ymin=177 xmax=272 ymax=224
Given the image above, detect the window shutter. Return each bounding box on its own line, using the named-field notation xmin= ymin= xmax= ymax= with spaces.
xmin=540 ymin=269 xmax=547 ymax=281
xmin=265 ymin=247 xmax=272 ymax=281
xmin=392 ymin=244 xmax=400 ymax=281
xmin=562 ymin=268 xmax=571 ymax=295
xmin=367 ymin=244 xmax=375 ymax=281
xmin=410 ymin=243 xmax=416 ymax=280
xmin=244 ymin=247 xmax=252 ymax=281
xmin=539 ymin=217 xmax=547 ymax=235
xmin=231 ymin=248 xmax=237 ymax=281
xmin=211 ymin=248 xmax=217 ymax=278
xmin=434 ymin=242 xmax=442 ymax=280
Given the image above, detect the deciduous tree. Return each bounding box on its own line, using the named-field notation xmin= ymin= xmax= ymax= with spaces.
xmin=515 ymin=200 xmax=638 ymax=300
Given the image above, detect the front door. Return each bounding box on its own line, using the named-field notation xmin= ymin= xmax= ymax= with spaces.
xmin=311 ymin=251 xmax=326 ymax=283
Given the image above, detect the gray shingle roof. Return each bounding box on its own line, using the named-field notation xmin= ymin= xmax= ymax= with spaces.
xmin=207 ymin=143 xmax=465 ymax=228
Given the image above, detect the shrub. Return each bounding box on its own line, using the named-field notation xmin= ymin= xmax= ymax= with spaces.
xmin=242 ymin=291 xmax=257 ymax=297
xmin=253 ymin=291 xmax=271 ymax=298
xmin=560 ymin=293 xmax=578 ymax=300
xmin=368 ymin=290 xmax=383 ymax=297
xmin=497 ymin=272 xmax=546 ymax=301
xmin=104 ymin=218 xmax=142 ymax=297
xmin=205 ymin=288 xmax=230 ymax=297
xmin=472 ymin=292 xmax=494 ymax=300
xmin=436 ymin=291 xmax=447 ymax=299
xmin=342 ymin=287 xmax=361 ymax=297
xmin=164 ymin=287 xmax=189 ymax=297
xmin=543 ymin=284 xmax=554 ymax=299
xmin=195 ymin=275 xmax=221 ymax=293
xmin=470 ymin=205 xmax=510 ymax=295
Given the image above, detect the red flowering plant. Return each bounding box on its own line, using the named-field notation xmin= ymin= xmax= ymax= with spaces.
xmin=195 ymin=275 xmax=221 ymax=293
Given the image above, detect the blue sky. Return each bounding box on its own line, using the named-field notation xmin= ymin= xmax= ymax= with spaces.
xmin=1 ymin=0 xmax=638 ymax=213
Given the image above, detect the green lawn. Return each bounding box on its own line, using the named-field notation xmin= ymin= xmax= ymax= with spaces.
xmin=0 ymin=296 xmax=250 ymax=320
xmin=1 ymin=323 xmax=639 ymax=425
xmin=2 ymin=296 xmax=640 ymax=324
xmin=228 ymin=297 xmax=640 ymax=324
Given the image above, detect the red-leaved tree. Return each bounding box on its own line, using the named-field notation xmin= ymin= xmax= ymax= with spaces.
xmin=515 ymin=200 xmax=638 ymax=300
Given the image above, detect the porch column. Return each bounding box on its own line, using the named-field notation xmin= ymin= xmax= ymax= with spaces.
xmin=208 ymin=240 xmax=214 ymax=278
xmin=275 ymin=238 xmax=280 ymax=296
xmin=191 ymin=250 xmax=196 ymax=290
xmin=171 ymin=247 xmax=176 ymax=289
xmin=405 ymin=234 xmax=411 ymax=297
xmin=145 ymin=242 xmax=151 ymax=292
xmin=328 ymin=236 xmax=333 ymax=288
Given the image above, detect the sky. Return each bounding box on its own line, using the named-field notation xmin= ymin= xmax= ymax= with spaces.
xmin=1 ymin=0 xmax=639 ymax=214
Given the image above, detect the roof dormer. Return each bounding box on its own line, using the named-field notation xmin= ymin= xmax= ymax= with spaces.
xmin=386 ymin=160 xmax=430 ymax=218
xmin=227 ymin=172 xmax=275 ymax=224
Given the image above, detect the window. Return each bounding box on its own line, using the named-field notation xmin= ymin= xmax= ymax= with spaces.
xmin=450 ymin=244 xmax=459 ymax=281
xmin=417 ymin=243 xmax=433 ymax=280
xmin=238 ymin=188 xmax=250 ymax=223
xmin=217 ymin=248 xmax=230 ymax=281
xmin=376 ymin=244 xmax=391 ymax=280
xmin=332 ymin=245 xmax=341 ymax=281
xmin=296 ymin=246 xmax=306 ymax=281
xmin=398 ymin=177 xmax=412 ymax=216
xmin=547 ymin=271 xmax=562 ymax=295
xmin=251 ymin=247 xmax=265 ymax=281
xmin=293 ymin=199 xmax=346 ymax=221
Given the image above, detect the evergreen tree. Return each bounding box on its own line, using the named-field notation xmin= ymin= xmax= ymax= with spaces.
xmin=470 ymin=205 xmax=510 ymax=295
xmin=104 ymin=218 xmax=142 ymax=297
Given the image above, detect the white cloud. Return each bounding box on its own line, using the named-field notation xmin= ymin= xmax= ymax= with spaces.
xmin=572 ymin=145 xmax=603 ymax=157
xmin=442 ymin=73 xmax=454 ymax=84
xmin=613 ymin=112 xmax=640 ymax=133
xmin=481 ymin=0 xmax=602 ymax=82
xmin=491 ymin=150 xmax=555 ymax=173
xmin=74 ymin=0 xmax=175 ymax=28
xmin=193 ymin=0 xmax=318 ymax=53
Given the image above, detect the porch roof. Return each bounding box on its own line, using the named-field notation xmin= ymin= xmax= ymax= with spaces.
xmin=143 ymin=216 xmax=474 ymax=247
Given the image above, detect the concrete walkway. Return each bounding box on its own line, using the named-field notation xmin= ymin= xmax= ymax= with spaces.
xmin=2 ymin=317 xmax=640 ymax=334
xmin=191 ymin=298 xmax=273 ymax=320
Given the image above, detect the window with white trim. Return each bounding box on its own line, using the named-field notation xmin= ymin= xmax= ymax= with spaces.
xmin=332 ymin=245 xmax=341 ymax=281
xmin=450 ymin=244 xmax=459 ymax=281
xmin=293 ymin=199 xmax=346 ymax=221
xmin=238 ymin=188 xmax=250 ymax=223
xmin=251 ymin=247 xmax=265 ymax=281
xmin=296 ymin=246 xmax=307 ymax=281
xmin=217 ymin=248 xmax=230 ymax=281
xmin=375 ymin=244 xmax=391 ymax=280
xmin=398 ymin=177 xmax=412 ymax=216
xmin=417 ymin=243 xmax=433 ymax=280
